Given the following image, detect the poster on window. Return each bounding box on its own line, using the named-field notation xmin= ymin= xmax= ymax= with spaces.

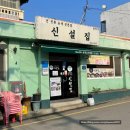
xmin=50 ymin=77 xmax=62 ymax=97
xmin=88 ymin=55 xmax=110 ymax=65
xmin=87 ymin=68 xmax=114 ymax=78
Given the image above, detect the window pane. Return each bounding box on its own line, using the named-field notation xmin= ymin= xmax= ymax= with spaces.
xmin=114 ymin=57 xmax=122 ymax=76
xmin=87 ymin=56 xmax=114 ymax=78
xmin=101 ymin=21 xmax=106 ymax=33
xmin=0 ymin=0 xmax=17 ymax=9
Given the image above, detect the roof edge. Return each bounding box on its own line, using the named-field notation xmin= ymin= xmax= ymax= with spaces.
xmin=100 ymin=34 xmax=130 ymax=41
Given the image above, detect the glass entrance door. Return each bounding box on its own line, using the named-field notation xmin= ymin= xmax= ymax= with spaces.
xmin=61 ymin=61 xmax=78 ymax=98
xmin=49 ymin=54 xmax=78 ymax=100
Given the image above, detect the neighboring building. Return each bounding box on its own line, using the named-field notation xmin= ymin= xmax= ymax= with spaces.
xmin=0 ymin=0 xmax=29 ymax=20
xmin=100 ymin=2 xmax=130 ymax=37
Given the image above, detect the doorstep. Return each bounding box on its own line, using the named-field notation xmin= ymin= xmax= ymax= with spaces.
xmin=22 ymin=98 xmax=87 ymax=120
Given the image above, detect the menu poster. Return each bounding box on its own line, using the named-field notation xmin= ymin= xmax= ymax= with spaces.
xmin=50 ymin=77 xmax=62 ymax=97
xmin=88 ymin=55 xmax=110 ymax=65
xmin=87 ymin=68 xmax=114 ymax=78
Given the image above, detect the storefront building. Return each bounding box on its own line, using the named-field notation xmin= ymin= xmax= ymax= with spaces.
xmin=1 ymin=17 xmax=130 ymax=109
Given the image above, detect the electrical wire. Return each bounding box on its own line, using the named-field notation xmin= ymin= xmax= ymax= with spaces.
xmin=80 ymin=0 xmax=89 ymax=24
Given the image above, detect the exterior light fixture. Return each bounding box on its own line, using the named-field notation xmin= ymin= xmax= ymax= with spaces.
xmin=13 ymin=47 xmax=17 ymax=54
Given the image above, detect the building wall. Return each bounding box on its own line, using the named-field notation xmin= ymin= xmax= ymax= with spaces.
xmin=40 ymin=51 xmax=50 ymax=108
xmin=20 ymin=42 xmax=39 ymax=97
xmin=1 ymin=19 xmax=130 ymax=108
xmin=7 ymin=40 xmax=39 ymax=97
xmin=99 ymin=34 xmax=130 ymax=50
xmin=0 ymin=0 xmax=20 ymax=9
xmin=85 ymin=35 xmax=130 ymax=93
xmin=78 ymin=55 xmax=88 ymax=95
xmin=0 ymin=19 xmax=35 ymax=39
xmin=87 ymin=78 xmax=124 ymax=92
xmin=0 ymin=19 xmax=36 ymax=95
xmin=100 ymin=2 xmax=130 ymax=37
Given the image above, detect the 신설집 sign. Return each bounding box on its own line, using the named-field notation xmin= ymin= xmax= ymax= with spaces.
xmin=35 ymin=16 xmax=99 ymax=45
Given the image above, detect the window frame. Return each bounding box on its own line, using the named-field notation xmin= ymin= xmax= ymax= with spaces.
xmin=87 ymin=55 xmax=123 ymax=79
xmin=0 ymin=0 xmax=19 ymax=9
xmin=101 ymin=20 xmax=106 ymax=33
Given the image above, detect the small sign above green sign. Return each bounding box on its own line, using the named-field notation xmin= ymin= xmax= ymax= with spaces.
xmin=75 ymin=50 xmax=100 ymax=55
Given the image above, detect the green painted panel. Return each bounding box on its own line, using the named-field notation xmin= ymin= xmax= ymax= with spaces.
xmin=40 ymin=99 xmax=50 ymax=109
xmin=8 ymin=40 xmax=21 ymax=81
xmin=20 ymin=48 xmax=38 ymax=97
xmin=0 ymin=20 xmax=35 ymax=39
xmin=0 ymin=82 xmax=8 ymax=91
xmin=87 ymin=78 xmax=124 ymax=92
xmin=40 ymin=52 xmax=50 ymax=100
xmin=122 ymin=53 xmax=130 ymax=89
xmin=80 ymin=90 xmax=130 ymax=103
xmin=92 ymin=89 xmax=130 ymax=104
xmin=99 ymin=35 xmax=130 ymax=50
xmin=78 ymin=56 xmax=88 ymax=95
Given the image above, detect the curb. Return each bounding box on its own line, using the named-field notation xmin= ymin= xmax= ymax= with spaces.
xmin=22 ymin=103 xmax=88 ymax=120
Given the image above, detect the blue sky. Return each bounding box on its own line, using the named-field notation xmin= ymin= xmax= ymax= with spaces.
xmin=21 ymin=0 xmax=130 ymax=27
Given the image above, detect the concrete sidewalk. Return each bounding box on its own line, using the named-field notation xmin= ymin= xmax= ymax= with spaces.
xmin=18 ymin=96 xmax=130 ymax=120
xmin=23 ymin=99 xmax=87 ymax=120
xmin=1 ymin=96 xmax=130 ymax=123
xmin=0 ymin=99 xmax=87 ymax=122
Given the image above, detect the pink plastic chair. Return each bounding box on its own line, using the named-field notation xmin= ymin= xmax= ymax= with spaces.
xmin=0 ymin=91 xmax=22 ymax=126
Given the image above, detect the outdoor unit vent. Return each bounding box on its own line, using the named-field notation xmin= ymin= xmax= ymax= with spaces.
xmin=0 ymin=6 xmax=24 ymax=20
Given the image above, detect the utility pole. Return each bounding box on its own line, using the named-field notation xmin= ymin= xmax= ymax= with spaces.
xmin=80 ymin=0 xmax=89 ymax=24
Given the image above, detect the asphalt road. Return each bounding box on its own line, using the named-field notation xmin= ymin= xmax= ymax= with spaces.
xmin=1 ymin=97 xmax=130 ymax=130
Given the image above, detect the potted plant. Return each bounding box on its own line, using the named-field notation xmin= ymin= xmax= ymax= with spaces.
xmin=92 ymin=87 xmax=101 ymax=94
